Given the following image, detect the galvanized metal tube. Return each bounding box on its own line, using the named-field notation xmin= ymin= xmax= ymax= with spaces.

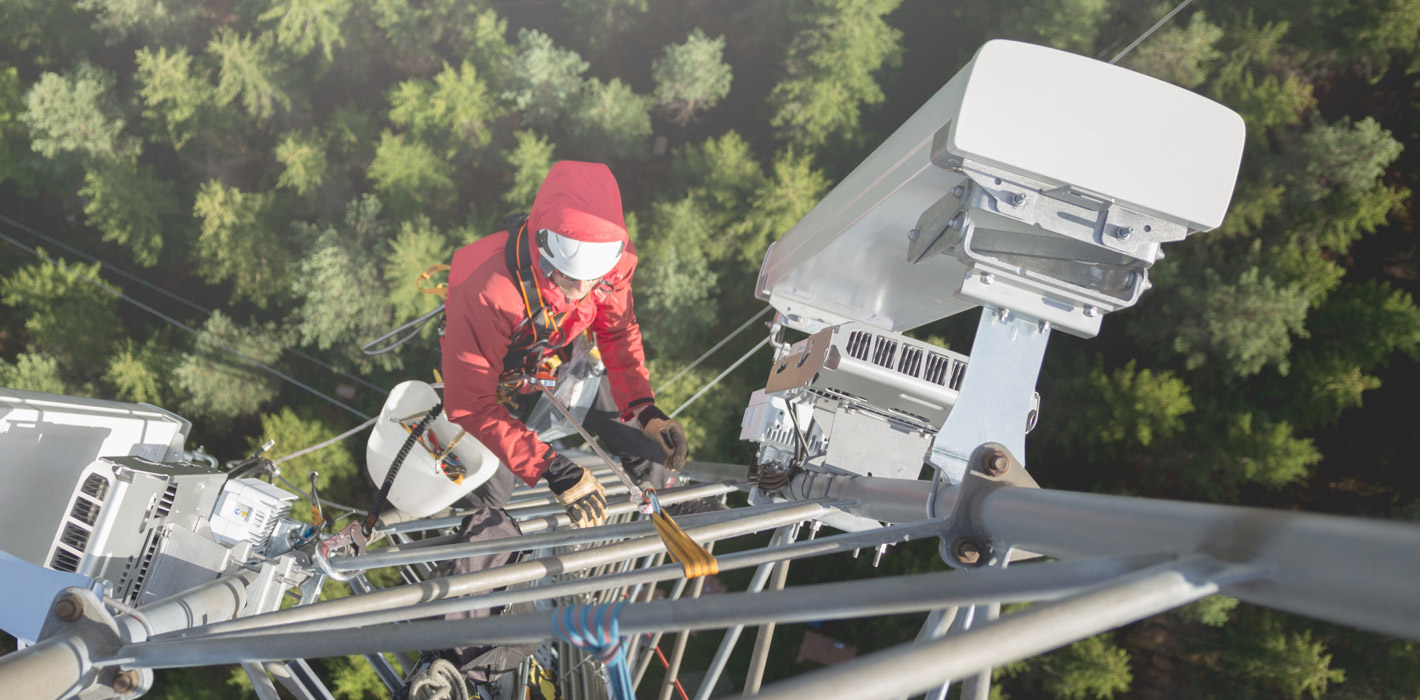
xmin=338 ymin=496 xmax=798 ymax=571
xmin=167 ymin=517 xmax=939 ymax=643
xmin=118 ymin=553 xmax=1179 ymax=668
xmin=121 ymin=570 xmax=255 ymax=641
xmin=693 ymin=527 xmax=791 ymax=700
xmin=657 ymin=549 xmax=710 ymax=700
xmin=165 ymin=500 xmax=832 ymax=639
xmin=979 ymin=487 xmax=1420 ymax=640
xmin=0 ymin=635 xmax=87 ymax=700
xmin=785 ymin=471 xmax=958 ymax=525
xmin=744 ymin=553 xmax=792 ymax=694
xmin=750 ymin=557 xmax=1246 ymax=700
xmin=381 ymin=481 xmax=738 ymax=534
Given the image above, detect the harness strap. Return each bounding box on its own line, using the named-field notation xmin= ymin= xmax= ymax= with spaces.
xmin=502 ymin=215 xmax=565 ymax=377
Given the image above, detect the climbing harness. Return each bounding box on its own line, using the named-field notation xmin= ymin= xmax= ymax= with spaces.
xmin=535 ymin=385 xmax=718 ymax=579
xmin=554 ymin=601 xmax=634 ymax=700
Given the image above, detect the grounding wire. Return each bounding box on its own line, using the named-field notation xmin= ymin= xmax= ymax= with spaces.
xmin=668 ymin=335 xmax=771 ymax=419
xmin=0 ymin=230 xmax=373 ymax=421
xmin=1107 ymin=0 xmax=1196 ymax=65
xmin=272 ymin=417 xmax=378 ymax=465
xmin=0 ymin=212 xmax=390 ymax=397
xmin=653 ymin=306 xmax=772 ymax=396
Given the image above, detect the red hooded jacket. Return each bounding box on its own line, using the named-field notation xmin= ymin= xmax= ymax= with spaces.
xmin=442 ymin=162 xmax=654 ymax=486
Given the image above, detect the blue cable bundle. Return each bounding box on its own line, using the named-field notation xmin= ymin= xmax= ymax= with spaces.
xmin=554 ymin=600 xmax=634 ymax=700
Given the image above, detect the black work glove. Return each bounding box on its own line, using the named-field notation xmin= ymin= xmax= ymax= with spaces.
xmin=637 ymin=404 xmax=688 ymax=471
xmin=542 ymin=453 xmax=608 ymax=528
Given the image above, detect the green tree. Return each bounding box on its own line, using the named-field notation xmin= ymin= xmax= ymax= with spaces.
xmin=134 ymin=46 xmax=218 ymax=151
xmin=1235 ymin=628 xmax=1346 ymax=699
xmin=1 ymin=254 xmax=121 ymax=368
xmin=79 ymin=158 xmax=180 ymax=267
xmin=769 ymin=0 xmax=904 ymax=149
xmin=0 ymin=353 xmax=70 ymax=394
xmin=1205 ymin=20 xmax=1315 ymax=144
xmin=384 ymin=216 xmax=453 ymax=324
xmin=76 ymin=0 xmax=194 ymax=45
xmin=995 ymin=0 xmax=1110 ymax=54
xmin=1124 ymin=12 xmax=1224 ymax=89
xmin=208 ymin=28 xmax=291 ymax=120
xmin=1041 ymin=635 xmax=1133 ymax=700
xmin=561 ymin=0 xmax=647 ymax=50
xmin=670 ymin=131 xmax=766 ymax=228
xmin=1175 ymin=596 xmax=1240 ymax=627
xmin=290 ymin=197 xmax=399 ymax=372
xmin=259 ymin=0 xmax=349 ymax=60
xmin=368 ymin=131 xmax=455 ymax=218
xmin=1272 ymin=280 xmax=1420 ymax=428
xmin=1138 ymin=265 xmax=1312 ymax=378
xmin=274 ymin=131 xmax=328 ymax=197
xmin=250 ymin=407 xmax=365 ymax=513
xmin=192 ymin=181 xmax=290 ymax=308
xmin=652 ymin=29 xmax=733 ymax=126
xmin=388 ymin=60 xmax=500 ymax=158
xmin=1052 ymin=359 xmax=1194 ymax=460
xmin=21 ymin=63 xmax=136 ymax=162
xmin=1280 ymin=116 xmax=1406 ymax=253
xmin=0 ymin=65 xmax=49 ymax=195
xmin=104 ymin=339 xmax=173 ymax=405
xmin=568 ymin=77 xmax=651 ymax=160
xmin=172 ymin=311 xmax=281 ymax=422
xmin=733 ymin=150 xmax=830 ymax=265
xmin=638 ymin=198 xmax=721 ymax=360
xmin=502 ymin=130 xmax=555 ymax=210
xmin=501 ymin=29 xmax=589 ymax=128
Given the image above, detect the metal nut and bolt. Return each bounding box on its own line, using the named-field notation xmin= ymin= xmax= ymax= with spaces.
xmin=983 ymin=448 xmax=1010 ymax=476
xmin=980 ymin=272 xmax=994 ymax=285
xmin=952 ymin=185 xmax=965 ymax=198
xmin=113 ymin=670 xmax=141 ymax=694
xmin=952 ymin=537 xmax=982 ymax=565
xmin=1083 ymin=305 xmax=1098 ymax=318
xmin=1116 ymin=226 xmax=1133 ymax=239
xmin=54 ymin=593 xmax=84 ymax=622
xmin=908 ymin=229 xmax=920 ymax=241
xmin=1011 ymin=192 xmax=1026 ymax=206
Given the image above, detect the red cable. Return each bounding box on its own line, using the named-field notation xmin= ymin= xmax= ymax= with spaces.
xmin=645 ymin=633 xmax=690 ymax=700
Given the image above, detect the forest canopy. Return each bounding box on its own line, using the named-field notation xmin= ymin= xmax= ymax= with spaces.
xmin=1 ymin=0 xmax=1419 ymax=698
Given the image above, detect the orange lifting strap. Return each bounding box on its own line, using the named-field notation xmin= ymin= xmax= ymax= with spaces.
xmin=418 ymin=264 xmax=451 ymax=297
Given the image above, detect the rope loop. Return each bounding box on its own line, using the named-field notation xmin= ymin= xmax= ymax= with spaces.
xmin=554 ymin=601 xmax=634 ymax=700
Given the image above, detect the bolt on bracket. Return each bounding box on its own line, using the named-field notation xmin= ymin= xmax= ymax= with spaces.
xmin=938 ymin=442 xmax=1039 ymax=569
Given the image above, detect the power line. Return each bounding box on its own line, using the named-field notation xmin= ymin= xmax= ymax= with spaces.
xmin=668 ymin=336 xmax=772 ymax=420
xmin=654 ymin=306 xmax=772 ymax=396
xmin=0 ymin=231 xmax=373 ymax=421
xmin=0 ymin=212 xmax=390 ymax=397
xmin=1109 ymin=0 xmax=1196 ymax=65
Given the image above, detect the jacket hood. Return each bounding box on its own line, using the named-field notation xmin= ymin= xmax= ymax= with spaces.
xmin=527 ymin=161 xmax=628 ymax=244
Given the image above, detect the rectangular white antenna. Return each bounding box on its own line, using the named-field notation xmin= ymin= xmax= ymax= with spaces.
xmin=757 ymin=40 xmax=1245 ymax=337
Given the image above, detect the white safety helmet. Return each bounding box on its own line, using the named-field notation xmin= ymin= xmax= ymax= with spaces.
xmin=536 ymin=228 xmax=625 ymax=280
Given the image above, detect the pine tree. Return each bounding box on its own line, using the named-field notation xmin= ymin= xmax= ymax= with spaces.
xmin=652 ymin=29 xmax=733 ymax=126
xmin=79 ymin=158 xmax=180 ymax=267
xmin=259 ymin=0 xmax=349 ymax=61
xmin=172 ymin=311 xmax=282 ymax=422
xmin=21 ymin=63 xmax=136 ymax=162
xmin=207 ymin=28 xmax=291 ymax=120
xmin=192 ymin=181 xmax=291 ymax=308
xmin=501 ymin=130 xmax=555 ymax=210
xmin=501 ymin=29 xmax=589 ymax=128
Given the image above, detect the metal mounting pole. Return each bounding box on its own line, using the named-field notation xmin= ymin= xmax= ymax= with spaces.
xmin=693 ymin=526 xmax=793 ymax=700
xmin=751 ymin=556 xmax=1250 ymax=700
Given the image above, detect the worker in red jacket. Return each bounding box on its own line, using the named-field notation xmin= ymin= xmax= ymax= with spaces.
xmin=441 ymin=161 xmax=687 ymax=528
